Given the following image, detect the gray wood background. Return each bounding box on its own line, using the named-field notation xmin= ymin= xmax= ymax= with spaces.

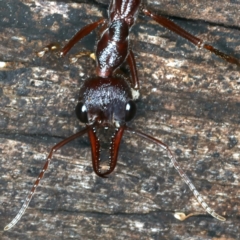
xmin=0 ymin=0 xmax=240 ymax=239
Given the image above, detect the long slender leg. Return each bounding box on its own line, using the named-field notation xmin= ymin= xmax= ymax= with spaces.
xmin=36 ymin=43 xmax=61 ymax=58
xmin=37 ymin=19 xmax=105 ymax=58
xmin=142 ymin=7 xmax=240 ymax=66
xmin=60 ymin=18 xmax=105 ymax=57
xmin=4 ymin=127 xmax=89 ymax=231
xmin=69 ymin=51 xmax=93 ymax=63
xmin=126 ymin=50 xmax=140 ymax=89
xmin=125 ymin=126 xmax=226 ymax=221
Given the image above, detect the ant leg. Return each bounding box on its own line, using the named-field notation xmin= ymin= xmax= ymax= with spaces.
xmin=125 ymin=126 xmax=226 ymax=222
xmin=61 ymin=18 xmax=105 ymax=57
xmin=36 ymin=18 xmax=105 ymax=58
xmin=142 ymin=7 xmax=240 ymax=66
xmin=38 ymin=46 xmax=95 ymax=63
xmin=69 ymin=50 xmax=94 ymax=63
xmin=36 ymin=43 xmax=61 ymax=58
xmin=126 ymin=50 xmax=140 ymax=90
xmin=4 ymin=127 xmax=89 ymax=231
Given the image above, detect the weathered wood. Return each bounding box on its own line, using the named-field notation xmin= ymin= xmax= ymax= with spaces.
xmin=0 ymin=0 xmax=240 ymax=239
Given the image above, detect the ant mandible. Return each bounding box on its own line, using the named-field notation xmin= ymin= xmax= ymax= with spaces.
xmin=4 ymin=0 xmax=239 ymax=231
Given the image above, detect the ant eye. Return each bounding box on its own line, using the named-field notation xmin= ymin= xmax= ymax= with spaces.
xmin=125 ymin=100 xmax=136 ymax=122
xmin=75 ymin=102 xmax=88 ymax=123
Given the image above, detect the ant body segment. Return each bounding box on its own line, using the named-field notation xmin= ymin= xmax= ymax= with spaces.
xmin=4 ymin=0 xmax=240 ymax=231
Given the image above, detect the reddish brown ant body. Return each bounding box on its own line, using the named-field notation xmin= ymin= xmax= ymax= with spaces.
xmin=4 ymin=0 xmax=239 ymax=231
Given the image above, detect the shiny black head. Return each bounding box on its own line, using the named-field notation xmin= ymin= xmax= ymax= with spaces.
xmin=75 ymin=76 xmax=137 ymax=127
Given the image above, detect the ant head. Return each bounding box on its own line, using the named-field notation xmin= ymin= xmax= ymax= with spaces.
xmin=75 ymin=77 xmax=137 ymax=127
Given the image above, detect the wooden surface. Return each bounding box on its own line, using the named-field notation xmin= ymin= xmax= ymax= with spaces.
xmin=0 ymin=0 xmax=240 ymax=239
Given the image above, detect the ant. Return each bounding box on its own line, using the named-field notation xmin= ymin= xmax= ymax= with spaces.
xmin=4 ymin=0 xmax=239 ymax=231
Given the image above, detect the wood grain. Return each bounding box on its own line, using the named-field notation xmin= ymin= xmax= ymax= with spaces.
xmin=0 ymin=0 xmax=240 ymax=239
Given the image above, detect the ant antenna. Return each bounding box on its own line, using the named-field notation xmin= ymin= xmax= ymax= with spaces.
xmin=125 ymin=126 xmax=226 ymax=221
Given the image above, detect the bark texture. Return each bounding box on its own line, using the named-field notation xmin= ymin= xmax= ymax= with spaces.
xmin=0 ymin=0 xmax=240 ymax=239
